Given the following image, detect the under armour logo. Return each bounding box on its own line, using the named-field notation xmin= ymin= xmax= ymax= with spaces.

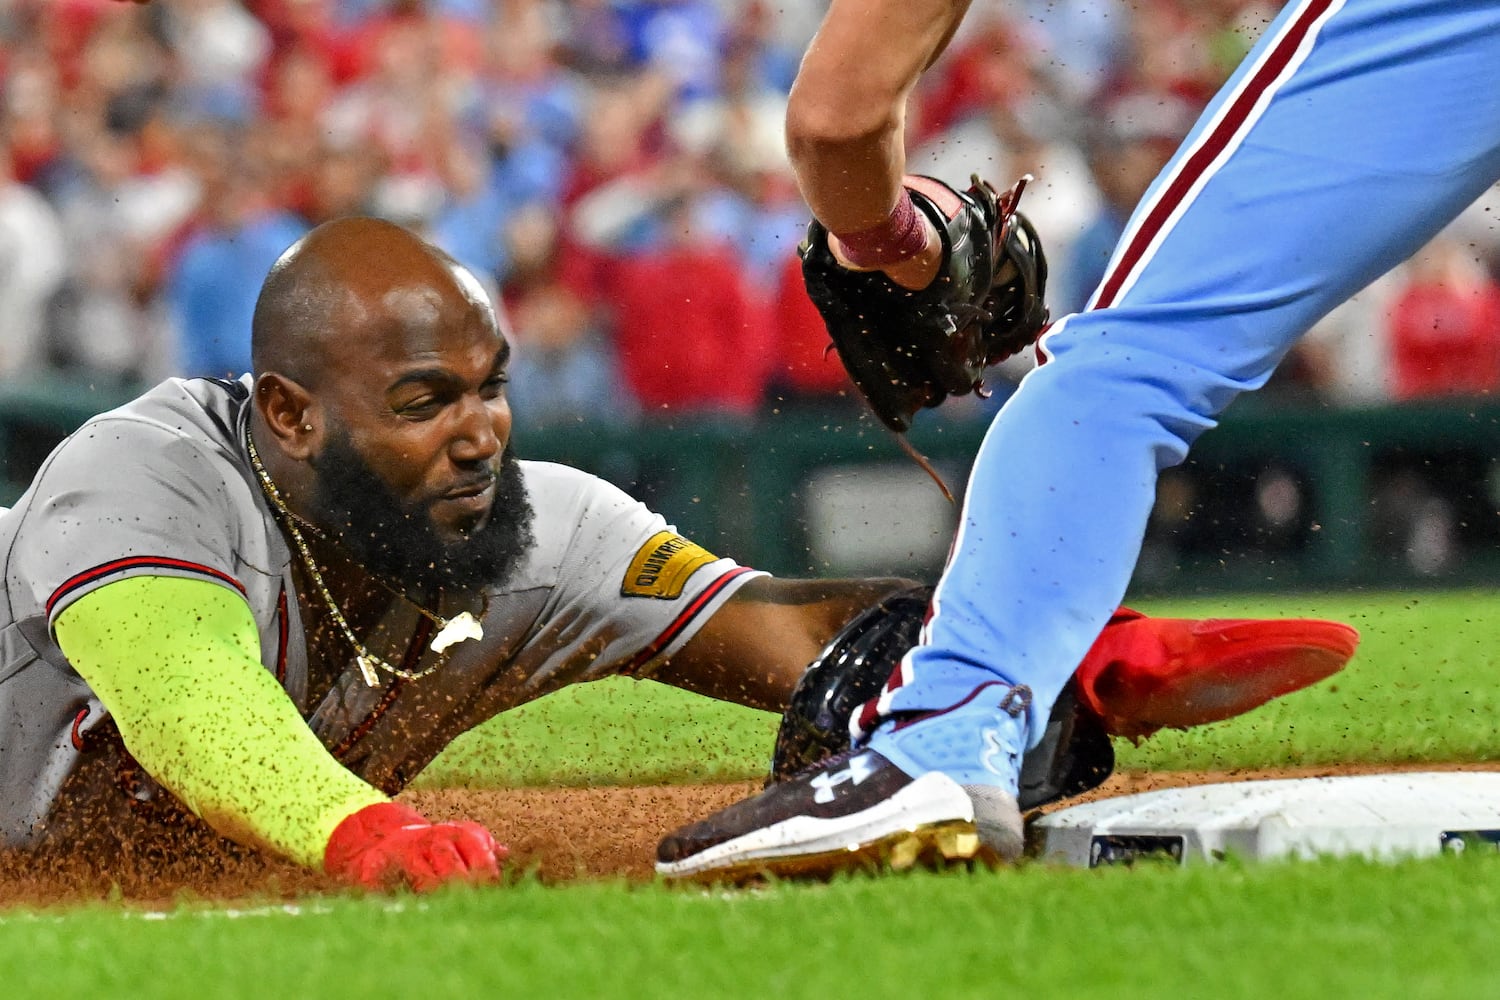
xmin=810 ymin=752 xmax=878 ymax=804
xmin=981 ymin=728 xmax=1012 ymax=776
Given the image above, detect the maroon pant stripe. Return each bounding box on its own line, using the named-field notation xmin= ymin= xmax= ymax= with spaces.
xmin=1092 ymin=0 xmax=1335 ymax=311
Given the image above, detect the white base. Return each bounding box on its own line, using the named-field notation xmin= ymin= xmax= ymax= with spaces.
xmin=1031 ymin=772 xmax=1500 ymax=867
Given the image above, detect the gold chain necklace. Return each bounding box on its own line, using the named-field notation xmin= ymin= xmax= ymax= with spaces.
xmin=244 ymin=424 xmax=485 ymax=687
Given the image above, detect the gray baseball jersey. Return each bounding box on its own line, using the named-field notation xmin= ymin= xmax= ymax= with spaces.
xmin=0 ymin=376 xmax=763 ymax=848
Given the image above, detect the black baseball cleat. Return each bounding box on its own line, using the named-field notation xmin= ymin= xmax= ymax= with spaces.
xmin=656 ymin=748 xmax=1005 ymax=883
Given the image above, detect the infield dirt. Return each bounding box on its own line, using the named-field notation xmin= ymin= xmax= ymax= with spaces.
xmin=2 ymin=760 xmax=1498 ymax=911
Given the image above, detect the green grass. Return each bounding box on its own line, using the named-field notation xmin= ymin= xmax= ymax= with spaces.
xmin=416 ymin=677 xmax=776 ymax=788
xmin=419 ymin=589 xmax=1500 ymax=789
xmin=6 ymin=854 xmax=1500 ymax=998
xmin=1119 ymin=590 xmax=1500 ymax=771
xmin=11 ymin=589 xmax=1500 ymax=998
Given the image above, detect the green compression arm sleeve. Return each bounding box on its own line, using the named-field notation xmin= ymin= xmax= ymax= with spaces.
xmin=54 ymin=575 xmax=389 ymax=869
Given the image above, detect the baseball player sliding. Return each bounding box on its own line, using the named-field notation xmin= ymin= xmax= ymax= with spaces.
xmin=0 ymin=218 xmax=1357 ymax=892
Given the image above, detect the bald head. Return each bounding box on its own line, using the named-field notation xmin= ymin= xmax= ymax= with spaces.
xmin=251 ymin=217 xmax=496 ymax=385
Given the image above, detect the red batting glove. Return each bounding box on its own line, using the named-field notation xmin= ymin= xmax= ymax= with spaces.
xmin=324 ymin=802 xmax=506 ymax=893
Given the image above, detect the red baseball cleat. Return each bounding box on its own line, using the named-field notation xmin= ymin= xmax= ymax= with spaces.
xmin=1075 ymin=608 xmax=1360 ymax=740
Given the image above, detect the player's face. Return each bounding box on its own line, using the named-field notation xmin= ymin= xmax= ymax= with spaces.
xmin=321 ymin=273 xmax=515 ymax=547
xmin=308 ymin=431 xmax=533 ymax=595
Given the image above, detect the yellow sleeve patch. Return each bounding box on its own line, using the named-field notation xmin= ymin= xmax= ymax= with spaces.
xmin=622 ymin=531 xmax=718 ymax=599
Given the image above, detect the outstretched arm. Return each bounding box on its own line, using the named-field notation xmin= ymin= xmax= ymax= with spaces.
xmin=56 ymin=576 xmax=388 ymax=865
xmin=55 ymin=575 xmax=502 ymax=890
xmin=651 ymin=575 xmax=916 ymax=711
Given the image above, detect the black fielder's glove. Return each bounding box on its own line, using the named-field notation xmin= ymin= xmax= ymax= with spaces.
xmin=769 ymin=585 xmax=1114 ymax=813
xmin=801 ymin=174 xmax=1049 ymax=433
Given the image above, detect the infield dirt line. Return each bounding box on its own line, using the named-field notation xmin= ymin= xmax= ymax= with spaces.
xmin=6 ymin=761 xmax=1500 ymax=911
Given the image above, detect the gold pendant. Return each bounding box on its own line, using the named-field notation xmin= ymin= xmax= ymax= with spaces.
xmin=356 ymin=655 xmax=381 ymax=688
xmin=430 ymin=611 xmax=484 ymax=654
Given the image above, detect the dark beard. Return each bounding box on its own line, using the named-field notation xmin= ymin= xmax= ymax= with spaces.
xmin=307 ymin=434 xmax=536 ymax=595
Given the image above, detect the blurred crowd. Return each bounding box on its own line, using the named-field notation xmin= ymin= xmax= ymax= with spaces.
xmin=3 ymin=0 xmax=1500 ymax=432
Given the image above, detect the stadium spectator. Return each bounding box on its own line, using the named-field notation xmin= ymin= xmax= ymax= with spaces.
xmin=0 ymin=44 xmax=70 ymax=196
xmin=1284 ymin=282 xmax=1399 ymax=407
xmin=499 ymin=200 xmax=604 ymax=304
xmin=257 ymin=44 xmax=338 ymax=195
xmin=765 ymin=249 xmax=856 ymax=410
xmin=608 ymin=196 xmax=772 ymax=418
xmin=1014 ymin=0 xmax=1126 ymax=106
xmin=298 ymin=141 xmax=379 ymax=224
xmin=561 ymin=78 xmax=673 ymax=239
xmin=669 ymin=31 xmax=802 ymax=291
xmin=608 ymin=0 xmax=728 ymax=103
xmin=1058 ymin=88 xmax=1198 ymax=315
xmin=1385 ymin=231 xmax=1500 ymax=402
xmin=167 ymin=127 xmax=307 ymax=378
xmin=45 ymin=128 xmax=180 ymax=384
xmin=0 ymin=0 xmax=1490 ymax=428
xmin=247 ymin=0 xmax=360 ymax=82
xmin=0 ymin=133 xmax=67 ymax=378
xmin=506 ymin=280 xmax=635 ymax=430
xmin=905 ymin=10 xmax=1100 ymax=347
xmin=156 ymin=0 xmax=273 ymax=124
xmin=466 ymin=0 xmax=579 ymax=204
xmin=342 ymin=0 xmax=483 ymax=84
xmin=46 ymin=104 xmax=199 ymax=383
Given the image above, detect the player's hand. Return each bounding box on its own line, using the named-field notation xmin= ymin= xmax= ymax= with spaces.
xmin=324 ymin=801 xmax=506 ymax=892
xmin=800 ymin=174 xmax=1049 ymax=434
